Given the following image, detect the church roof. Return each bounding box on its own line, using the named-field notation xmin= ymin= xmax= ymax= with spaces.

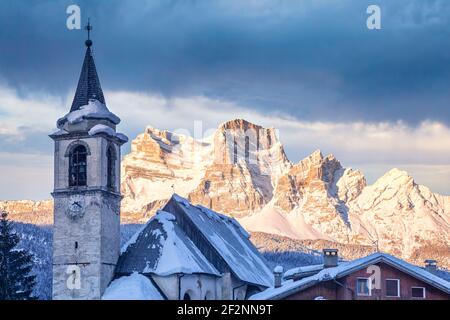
xmin=116 ymin=210 xmax=221 ymax=276
xmin=70 ymin=43 xmax=105 ymax=112
xmin=116 ymin=195 xmax=273 ymax=288
xmin=163 ymin=195 xmax=274 ymax=287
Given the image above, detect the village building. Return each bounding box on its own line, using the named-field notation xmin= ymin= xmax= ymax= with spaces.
xmin=50 ymin=26 xmax=272 ymax=300
xmin=250 ymin=250 xmax=450 ymax=300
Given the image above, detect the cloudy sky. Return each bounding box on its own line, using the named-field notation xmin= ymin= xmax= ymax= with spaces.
xmin=1 ymin=0 xmax=450 ymax=199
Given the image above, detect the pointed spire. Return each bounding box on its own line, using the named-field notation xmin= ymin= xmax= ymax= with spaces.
xmin=70 ymin=20 xmax=105 ymax=112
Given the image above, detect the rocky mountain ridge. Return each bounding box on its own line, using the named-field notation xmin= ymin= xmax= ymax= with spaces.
xmin=2 ymin=119 xmax=449 ymax=268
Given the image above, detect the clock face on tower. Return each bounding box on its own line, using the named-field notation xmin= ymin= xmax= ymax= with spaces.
xmin=66 ymin=195 xmax=85 ymax=220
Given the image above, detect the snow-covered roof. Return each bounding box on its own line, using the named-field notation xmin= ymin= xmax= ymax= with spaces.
xmin=274 ymin=266 xmax=284 ymax=274
xmin=88 ymin=124 xmax=128 ymax=143
xmin=166 ymin=194 xmax=273 ymax=287
xmin=102 ymin=273 xmax=165 ymax=300
xmin=250 ymin=252 xmax=450 ymax=300
xmin=116 ymin=210 xmax=220 ymax=277
xmin=57 ymin=99 xmax=120 ymax=129
xmin=283 ymin=264 xmax=324 ymax=280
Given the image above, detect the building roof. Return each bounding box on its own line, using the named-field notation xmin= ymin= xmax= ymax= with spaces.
xmin=283 ymin=264 xmax=324 ymax=280
xmin=70 ymin=44 xmax=105 ymax=112
xmin=116 ymin=194 xmax=272 ymax=287
xmin=250 ymin=252 xmax=450 ymax=300
xmin=166 ymin=194 xmax=273 ymax=287
xmin=116 ymin=210 xmax=220 ymax=276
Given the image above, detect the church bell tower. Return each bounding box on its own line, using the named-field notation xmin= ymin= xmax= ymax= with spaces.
xmin=50 ymin=22 xmax=127 ymax=300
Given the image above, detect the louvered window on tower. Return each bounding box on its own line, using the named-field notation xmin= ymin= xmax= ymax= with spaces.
xmin=69 ymin=145 xmax=87 ymax=187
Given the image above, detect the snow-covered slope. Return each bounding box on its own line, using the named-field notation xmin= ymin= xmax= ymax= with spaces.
xmin=348 ymin=168 xmax=450 ymax=261
xmin=242 ymin=150 xmax=367 ymax=243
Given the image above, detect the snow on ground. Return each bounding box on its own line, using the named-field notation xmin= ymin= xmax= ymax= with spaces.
xmin=102 ymin=272 xmax=164 ymax=300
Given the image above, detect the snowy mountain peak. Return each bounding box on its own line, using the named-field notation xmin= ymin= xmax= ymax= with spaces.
xmin=375 ymin=168 xmax=415 ymax=187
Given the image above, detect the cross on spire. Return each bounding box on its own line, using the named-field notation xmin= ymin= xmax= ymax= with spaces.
xmin=84 ymin=19 xmax=93 ymax=47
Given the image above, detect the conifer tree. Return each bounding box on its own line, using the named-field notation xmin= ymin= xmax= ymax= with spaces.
xmin=0 ymin=211 xmax=36 ymax=300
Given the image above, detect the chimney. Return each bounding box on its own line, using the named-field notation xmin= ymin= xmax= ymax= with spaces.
xmin=273 ymin=266 xmax=284 ymax=288
xmin=424 ymin=259 xmax=437 ymax=273
xmin=323 ymin=249 xmax=339 ymax=268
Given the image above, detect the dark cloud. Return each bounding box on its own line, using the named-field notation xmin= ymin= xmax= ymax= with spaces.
xmin=0 ymin=0 xmax=449 ymax=124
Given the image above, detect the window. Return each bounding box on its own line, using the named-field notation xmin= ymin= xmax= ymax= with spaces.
xmin=356 ymin=278 xmax=371 ymax=296
xmin=411 ymin=287 xmax=426 ymax=298
xmin=69 ymin=145 xmax=87 ymax=186
xmin=386 ymin=279 xmax=400 ymax=297
xmin=107 ymin=146 xmax=115 ymax=189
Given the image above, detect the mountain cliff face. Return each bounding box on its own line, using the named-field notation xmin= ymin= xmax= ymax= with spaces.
xmin=187 ymin=119 xmax=291 ymax=217
xmin=3 ymin=119 xmax=449 ymax=267
xmin=121 ymin=119 xmax=291 ymax=219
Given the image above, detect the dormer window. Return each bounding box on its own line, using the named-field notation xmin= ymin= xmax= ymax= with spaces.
xmin=69 ymin=145 xmax=87 ymax=187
